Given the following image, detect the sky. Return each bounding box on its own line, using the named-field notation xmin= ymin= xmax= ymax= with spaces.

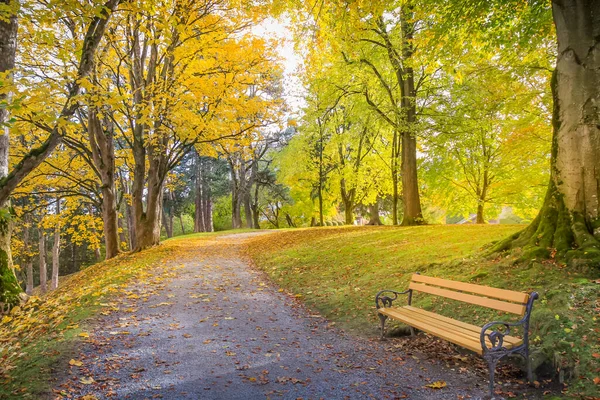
xmin=252 ymin=17 xmax=307 ymax=116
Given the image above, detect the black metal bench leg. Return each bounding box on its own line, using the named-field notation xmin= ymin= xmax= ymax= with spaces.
xmin=525 ymin=349 xmax=533 ymax=383
xmin=378 ymin=314 xmax=387 ymax=340
xmin=486 ymin=357 xmax=498 ymax=398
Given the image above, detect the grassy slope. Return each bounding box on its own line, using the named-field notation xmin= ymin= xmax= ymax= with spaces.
xmin=247 ymin=225 xmax=600 ymax=396
xmin=0 ymin=231 xmax=225 ymax=399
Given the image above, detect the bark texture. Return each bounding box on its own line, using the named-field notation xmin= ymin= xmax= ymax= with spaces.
xmin=194 ymin=155 xmax=214 ymax=233
xmin=0 ymin=0 xmax=20 ymax=308
xmin=88 ymin=107 xmax=119 ymax=258
xmin=495 ymin=0 xmax=600 ymax=267
xmin=38 ymin=229 xmax=47 ymax=295
xmin=51 ymin=199 xmax=60 ymax=290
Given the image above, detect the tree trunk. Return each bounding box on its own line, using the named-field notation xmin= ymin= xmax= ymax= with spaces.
xmin=179 ymin=215 xmax=185 ymax=235
xmin=495 ymin=0 xmax=600 ymax=267
xmin=88 ymin=100 xmax=119 ymax=259
xmin=243 ymin=191 xmax=253 ymax=228
xmin=251 ymin=182 xmax=260 ymax=229
xmin=476 ymin=203 xmax=485 ymax=224
xmin=134 ymin=174 xmax=163 ymax=249
xmin=162 ymin=204 xmax=173 ymax=238
xmin=368 ymin=198 xmax=382 ymax=225
xmin=399 ymin=7 xmax=424 ymax=226
xmin=39 ymin=229 xmax=47 ymax=295
xmin=391 ymin=131 xmax=400 ymax=225
xmin=232 ymin=190 xmax=242 ymax=229
xmin=118 ymin=214 xmax=128 ymax=251
xmin=23 ymin=216 xmax=33 ymax=295
xmin=51 ymin=199 xmax=60 ymax=290
xmin=285 ymin=214 xmax=295 ymax=228
xmin=126 ymin=195 xmax=135 ymax=251
xmin=0 ymin=0 xmax=21 ymax=308
xmin=194 ymin=154 xmax=205 ymax=232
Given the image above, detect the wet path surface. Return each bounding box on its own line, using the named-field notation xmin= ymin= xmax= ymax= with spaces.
xmin=57 ymin=232 xmax=489 ymax=399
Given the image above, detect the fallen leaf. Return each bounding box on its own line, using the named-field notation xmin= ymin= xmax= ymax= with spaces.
xmin=80 ymin=377 xmax=95 ymax=385
xmin=69 ymin=359 xmax=83 ymax=367
xmin=425 ymin=381 xmax=447 ymax=389
xmin=593 ymin=377 xmax=600 ymax=385
xmin=78 ymin=332 xmax=90 ymax=338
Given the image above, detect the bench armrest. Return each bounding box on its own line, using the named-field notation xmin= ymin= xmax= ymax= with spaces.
xmin=375 ymin=289 xmax=411 ymax=309
xmin=480 ymin=292 xmax=539 ymax=353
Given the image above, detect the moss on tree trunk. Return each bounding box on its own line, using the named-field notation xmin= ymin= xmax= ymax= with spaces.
xmin=494 ymin=0 xmax=600 ymax=269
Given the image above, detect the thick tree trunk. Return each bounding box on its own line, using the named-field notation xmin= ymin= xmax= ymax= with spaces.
xmin=0 ymin=0 xmax=21 ymax=308
xmin=243 ymin=192 xmax=253 ymax=228
xmin=495 ymin=0 xmax=600 ymax=267
xmin=101 ymin=185 xmax=120 ymax=257
xmin=51 ymin=199 xmax=60 ymax=290
xmin=38 ymin=229 xmax=47 ymax=295
xmin=399 ymin=8 xmax=424 ymax=226
xmin=134 ymin=173 xmax=163 ymax=249
xmin=476 ymin=203 xmax=485 ymax=224
xmin=400 ymin=130 xmax=423 ymax=225
xmin=88 ymin=98 xmax=120 ymax=259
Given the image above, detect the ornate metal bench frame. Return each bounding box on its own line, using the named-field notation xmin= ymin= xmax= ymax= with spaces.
xmin=375 ymin=285 xmax=539 ymax=397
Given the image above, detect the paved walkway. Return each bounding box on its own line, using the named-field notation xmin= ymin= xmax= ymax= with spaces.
xmin=57 ymin=232 xmax=489 ymax=399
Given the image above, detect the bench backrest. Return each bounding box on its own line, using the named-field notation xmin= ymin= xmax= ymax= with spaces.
xmin=409 ymin=274 xmax=529 ymax=316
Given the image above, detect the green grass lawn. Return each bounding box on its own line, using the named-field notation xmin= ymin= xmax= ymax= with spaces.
xmin=246 ymin=225 xmax=600 ymax=396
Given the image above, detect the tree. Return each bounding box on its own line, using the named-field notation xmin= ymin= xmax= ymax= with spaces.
xmin=422 ymin=66 xmax=551 ymax=223
xmin=0 ymin=0 xmax=120 ymax=307
xmin=495 ymin=0 xmax=600 ymax=266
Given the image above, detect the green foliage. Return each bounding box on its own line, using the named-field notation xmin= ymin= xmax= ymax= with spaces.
xmin=213 ymin=195 xmax=233 ymax=231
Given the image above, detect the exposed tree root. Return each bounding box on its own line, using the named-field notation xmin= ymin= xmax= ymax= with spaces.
xmin=491 ymin=182 xmax=600 ymax=270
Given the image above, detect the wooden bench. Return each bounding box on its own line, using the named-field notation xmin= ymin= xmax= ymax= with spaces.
xmin=375 ymin=273 xmax=538 ymax=396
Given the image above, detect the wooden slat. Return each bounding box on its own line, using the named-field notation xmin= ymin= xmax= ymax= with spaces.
xmin=411 ymin=274 xmax=529 ymax=304
xmin=379 ymin=308 xmax=521 ymax=354
xmin=379 ymin=308 xmax=485 ymax=354
xmin=398 ymin=307 xmax=522 ymax=346
xmin=409 ymin=282 xmax=526 ymax=315
xmin=403 ymin=306 xmax=523 ymax=345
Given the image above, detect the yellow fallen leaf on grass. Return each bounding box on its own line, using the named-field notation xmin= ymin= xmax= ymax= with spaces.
xmin=425 ymin=381 xmax=446 ymax=389
xmin=78 ymin=332 xmax=90 ymax=338
xmin=80 ymin=377 xmax=95 ymax=384
xmin=68 ymin=359 xmax=83 ymax=367
xmin=1 ymin=315 xmax=12 ymax=324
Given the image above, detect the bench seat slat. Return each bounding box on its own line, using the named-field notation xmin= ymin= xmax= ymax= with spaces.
xmin=403 ymin=306 xmax=522 ymax=345
xmin=409 ymin=282 xmax=526 ymax=315
xmin=411 ymin=274 xmax=529 ymax=304
xmin=379 ymin=307 xmax=485 ymax=354
xmin=399 ymin=307 xmax=522 ymax=346
xmin=379 ymin=307 xmax=522 ymax=354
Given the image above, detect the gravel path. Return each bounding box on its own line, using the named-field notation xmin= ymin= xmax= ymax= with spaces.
xmin=57 ymin=232 xmax=491 ymax=399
